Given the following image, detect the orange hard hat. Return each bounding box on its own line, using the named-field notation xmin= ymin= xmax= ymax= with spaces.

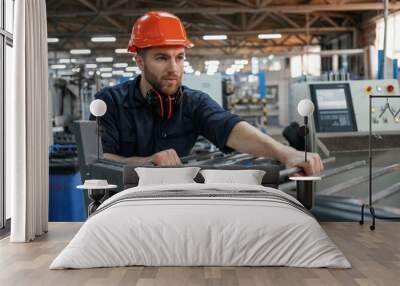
xmin=128 ymin=11 xmax=194 ymax=53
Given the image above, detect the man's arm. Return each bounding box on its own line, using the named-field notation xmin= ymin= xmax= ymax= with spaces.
xmin=226 ymin=121 xmax=324 ymax=176
xmin=103 ymin=149 xmax=182 ymax=166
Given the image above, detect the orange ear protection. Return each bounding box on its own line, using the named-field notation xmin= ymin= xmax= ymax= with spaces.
xmin=145 ymin=87 xmax=182 ymax=120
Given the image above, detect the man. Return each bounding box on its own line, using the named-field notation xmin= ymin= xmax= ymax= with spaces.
xmin=94 ymin=11 xmax=323 ymax=176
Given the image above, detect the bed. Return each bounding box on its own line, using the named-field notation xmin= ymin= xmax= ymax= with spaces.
xmin=50 ymin=165 xmax=351 ymax=269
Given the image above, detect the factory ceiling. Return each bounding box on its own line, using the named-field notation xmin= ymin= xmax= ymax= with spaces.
xmin=46 ymin=0 xmax=400 ymax=59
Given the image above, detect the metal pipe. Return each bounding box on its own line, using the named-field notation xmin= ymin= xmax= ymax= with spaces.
xmin=181 ymin=151 xmax=222 ymax=163
xmin=279 ymin=160 xmax=366 ymax=192
xmin=382 ymin=0 xmax=389 ymax=79
xmin=279 ymin=157 xmax=336 ymax=179
xmin=318 ymin=164 xmax=400 ymax=196
xmin=366 ymin=182 xmax=400 ymax=204
xmin=214 ymin=155 xmax=256 ymax=167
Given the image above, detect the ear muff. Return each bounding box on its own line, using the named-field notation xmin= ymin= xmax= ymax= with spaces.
xmin=145 ymin=87 xmax=182 ymax=120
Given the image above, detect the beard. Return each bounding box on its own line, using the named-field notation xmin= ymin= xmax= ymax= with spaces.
xmin=143 ymin=67 xmax=182 ymax=96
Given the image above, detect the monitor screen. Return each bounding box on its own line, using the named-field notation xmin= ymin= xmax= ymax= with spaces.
xmin=309 ymin=83 xmax=357 ymax=132
xmin=315 ymin=88 xmax=348 ymax=110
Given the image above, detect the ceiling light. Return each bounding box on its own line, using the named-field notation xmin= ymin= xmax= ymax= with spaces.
xmin=126 ymin=66 xmax=139 ymax=72
xmin=50 ymin=64 xmax=66 ymax=70
xmin=85 ymin=64 xmax=97 ymax=69
xmin=115 ymin=48 xmax=129 ymax=54
xmin=96 ymin=57 xmax=114 ymax=62
xmin=203 ymin=35 xmax=227 ymax=40
xmin=101 ymin=73 xmax=112 ymax=78
xmin=59 ymin=59 xmax=71 ymax=64
xmin=225 ymin=68 xmax=235 ymax=75
xmin=112 ymin=70 xmax=124 ymax=75
xmin=70 ymin=49 xmax=91 ymax=55
xmin=91 ymin=36 xmax=116 ymax=42
xmin=235 ymin=59 xmax=248 ymax=65
xmin=113 ymin=63 xmax=128 ymax=68
xmin=99 ymin=67 xmax=112 ymax=72
xmin=205 ymin=60 xmax=220 ymax=66
xmin=47 ymin=38 xmax=59 ymax=43
xmin=258 ymin=33 xmax=282 ymax=39
xmin=88 ymin=71 xmax=95 ymax=76
xmin=123 ymin=72 xmax=134 ymax=77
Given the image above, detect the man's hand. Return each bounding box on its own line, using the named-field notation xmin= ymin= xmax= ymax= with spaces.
xmin=151 ymin=149 xmax=182 ymax=166
xmin=280 ymin=147 xmax=324 ymax=176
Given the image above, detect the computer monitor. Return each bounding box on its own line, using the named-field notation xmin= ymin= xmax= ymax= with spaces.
xmin=309 ymin=83 xmax=357 ymax=132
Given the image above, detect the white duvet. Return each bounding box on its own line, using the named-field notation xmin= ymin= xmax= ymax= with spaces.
xmin=50 ymin=183 xmax=351 ymax=269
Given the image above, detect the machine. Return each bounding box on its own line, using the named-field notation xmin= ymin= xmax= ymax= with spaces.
xmin=287 ymin=79 xmax=400 ymax=221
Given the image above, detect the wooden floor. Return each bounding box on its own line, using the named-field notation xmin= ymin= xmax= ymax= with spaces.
xmin=0 ymin=222 xmax=399 ymax=286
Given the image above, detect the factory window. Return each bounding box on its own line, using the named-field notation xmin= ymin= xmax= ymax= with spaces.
xmin=375 ymin=11 xmax=400 ymax=61
xmin=290 ymin=46 xmax=321 ymax=78
xmin=1 ymin=0 xmax=14 ymax=231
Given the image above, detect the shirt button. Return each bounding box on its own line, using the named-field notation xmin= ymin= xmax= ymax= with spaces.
xmin=162 ymin=132 xmax=167 ymax=138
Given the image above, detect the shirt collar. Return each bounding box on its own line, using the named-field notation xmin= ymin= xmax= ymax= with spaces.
xmin=122 ymin=75 xmax=148 ymax=108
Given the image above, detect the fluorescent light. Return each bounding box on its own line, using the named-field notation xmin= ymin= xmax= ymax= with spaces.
xmin=122 ymin=72 xmax=134 ymax=77
xmin=99 ymin=67 xmax=112 ymax=72
xmin=50 ymin=64 xmax=66 ymax=69
xmin=96 ymin=57 xmax=114 ymax=62
xmin=126 ymin=66 xmax=139 ymax=72
xmin=59 ymin=59 xmax=71 ymax=64
xmin=202 ymin=35 xmax=227 ymax=40
xmin=85 ymin=64 xmax=97 ymax=69
xmin=70 ymin=49 xmax=91 ymax=55
xmin=235 ymin=59 xmax=248 ymax=65
xmin=112 ymin=70 xmax=124 ymax=75
xmin=47 ymin=38 xmax=59 ymax=43
xmin=101 ymin=73 xmax=112 ymax=78
xmin=205 ymin=60 xmax=220 ymax=66
xmin=91 ymin=36 xmax=116 ymax=42
xmin=113 ymin=63 xmax=128 ymax=68
xmin=258 ymin=33 xmax=282 ymax=39
xmin=115 ymin=48 xmax=129 ymax=54
xmin=225 ymin=68 xmax=234 ymax=75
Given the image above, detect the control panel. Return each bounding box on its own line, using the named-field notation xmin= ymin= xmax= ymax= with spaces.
xmin=350 ymin=80 xmax=400 ymax=132
xmin=291 ymin=79 xmax=400 ymax=133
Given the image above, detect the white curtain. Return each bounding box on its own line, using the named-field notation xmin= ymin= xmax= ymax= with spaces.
xmin=8 ymin=0 xmax=49 ymax=242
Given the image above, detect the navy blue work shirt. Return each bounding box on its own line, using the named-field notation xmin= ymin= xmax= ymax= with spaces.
xmin=91 ymin=76 xmax=244 ymax=157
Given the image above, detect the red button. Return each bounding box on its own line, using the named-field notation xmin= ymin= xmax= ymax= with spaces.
xmin=387 ymin=85 xmax=394 ymax=92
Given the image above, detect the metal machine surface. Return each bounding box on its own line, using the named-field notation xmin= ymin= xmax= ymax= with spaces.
xmin=288 ymin=79 xmax=400 ymax=222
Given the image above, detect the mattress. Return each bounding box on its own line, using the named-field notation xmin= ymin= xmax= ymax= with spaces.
xmin=50 ymin=183 xmax=351 ymax=269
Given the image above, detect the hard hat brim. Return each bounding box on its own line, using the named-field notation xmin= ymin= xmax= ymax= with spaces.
xmin=128 ymin=39 xmax=194 ymax=54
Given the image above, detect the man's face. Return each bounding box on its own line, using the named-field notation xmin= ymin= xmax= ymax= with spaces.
xmin=137 ymin=46 xmax=185 ymax=95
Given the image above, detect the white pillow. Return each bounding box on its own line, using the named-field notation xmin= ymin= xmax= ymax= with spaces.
xmin=200 ymin=169 xmax=266 ymax=185
xmin=135 ymin=167 xmax=201 ymax=186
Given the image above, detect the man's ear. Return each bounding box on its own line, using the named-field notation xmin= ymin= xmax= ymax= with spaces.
xmin=135 ymin=55 xmax=144 ymax=71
